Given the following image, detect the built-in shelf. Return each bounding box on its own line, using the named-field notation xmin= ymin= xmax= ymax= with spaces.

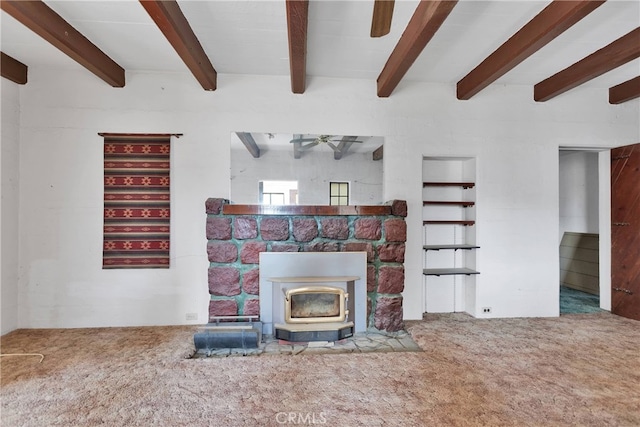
xmin=423 ymin=220 xmax=475 ymax=226
xmin=423 ymin=158 xmax=478 ymax=312
xmin=423 ymin=268 xmax=480 ymax=276
xmin=423 ymin=182 xmax=475 ymax=189
xmin=423 ymin=244 xmax=480 ymax=251
xmin=423 ymin=201 xmax=475 ymax=207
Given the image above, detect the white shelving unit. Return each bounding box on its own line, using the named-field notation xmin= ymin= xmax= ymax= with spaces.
xmin=422 ymin=157 xmax=478 ymax=314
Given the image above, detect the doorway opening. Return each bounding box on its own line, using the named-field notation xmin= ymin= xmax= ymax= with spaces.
xmin=260 ymin=181 xmax=298 ymax=205
xmin=558 ymin=148 xmax=610 ymax=314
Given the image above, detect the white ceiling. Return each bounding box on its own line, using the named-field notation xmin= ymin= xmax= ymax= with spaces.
xmin=2 ymin=0 xmax=639 ymax=92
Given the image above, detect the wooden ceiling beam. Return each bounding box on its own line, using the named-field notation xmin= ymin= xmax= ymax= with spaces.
xmin=609 ymin=76 xmax=640 ymax=104
xmin=333 ymin=136 xmax=359 ymax=160
xmin=371 ymin=0 xmax=395 ymax=38
xmin=293 ymin=134 xmax=303 ymax=159
xmin=286 ymin=0 xmax=309 ymax=94
xmin=1 ymin=52 xmax=28 ymax=84
xmin=292 ymin=134 xmax=318 ymax=159
xmin=0 ymin=0 xmax=125 ymax=87
xmin=293 ymin=141 xmax=303 ymax=159
xmin=457 ymin=0 xmax=604 ymax=100
xmin=372 ymin=145 xmax=383 ymax=161
xmin=333 ymin=141 xmax=353 ymax=160
xmin=535 ymin=27 xmax=640 ymax=102
xmin=140 ymin=0 xmax=217 ymax=91
xmin=235 ymin=132 xmax=261 ymax=158
xmin=377 ymin=0 xmax=458 ymax=97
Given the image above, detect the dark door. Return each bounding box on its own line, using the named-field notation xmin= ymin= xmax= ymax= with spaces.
xmin=611 ymin=143 xmax=640 ymax=321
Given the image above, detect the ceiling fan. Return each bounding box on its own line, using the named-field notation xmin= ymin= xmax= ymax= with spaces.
xmin=289 ymin=135 xmax=363 ymax=152
xmin=371 ymin=0 xmax=395 ymax=37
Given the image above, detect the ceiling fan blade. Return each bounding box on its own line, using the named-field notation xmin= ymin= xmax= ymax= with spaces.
xmin=371 ymin=0 xmax=394 ymax=38
xmin=290 ymin=138 xmax=317 ymax=143
xmin=298 ymin=141 xmax=319 ymax=150
xmin=330 ymin=139 xmax=364 ymax=143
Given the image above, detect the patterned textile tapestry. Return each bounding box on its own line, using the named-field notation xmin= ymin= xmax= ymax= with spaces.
xmin=103 ymin=134 xmax=171 ymax=269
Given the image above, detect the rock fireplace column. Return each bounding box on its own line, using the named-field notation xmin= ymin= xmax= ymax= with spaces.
xmin=204 ymin=199 xmax=408 ymax=332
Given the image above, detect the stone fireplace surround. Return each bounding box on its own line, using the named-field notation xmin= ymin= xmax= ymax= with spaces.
xmin=205 ymin=198 xmax=407 ymax=332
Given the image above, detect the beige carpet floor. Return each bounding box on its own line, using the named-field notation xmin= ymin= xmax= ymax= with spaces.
xmin=1 ymin=312 xmax=639 ymax=426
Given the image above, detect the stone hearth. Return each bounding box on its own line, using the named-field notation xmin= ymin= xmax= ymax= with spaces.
xmin=205 ymin=199 xmax=407 ymax=332
xmin=191 ymin=329 xmax=421 ymax=358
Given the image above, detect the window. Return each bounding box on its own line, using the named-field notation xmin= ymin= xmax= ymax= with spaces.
xmin=330 ymin=182 xmax=349 ymax=206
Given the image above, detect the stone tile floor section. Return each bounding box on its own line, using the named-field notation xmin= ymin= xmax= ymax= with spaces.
xmin=560 ymin=285 xmax=604 ymax=314
xmin=192 ymin=330 xmax=422 ymax=358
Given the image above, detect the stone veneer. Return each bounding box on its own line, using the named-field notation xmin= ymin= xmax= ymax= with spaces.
xmin=205 ymin=198 xmax=408 ymax=332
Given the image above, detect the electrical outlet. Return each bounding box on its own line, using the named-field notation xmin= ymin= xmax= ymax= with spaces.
xmin=185 ymin=312 xmax=198 ymax=321
xmin=482 ymin=307 xmax=492 ymax=314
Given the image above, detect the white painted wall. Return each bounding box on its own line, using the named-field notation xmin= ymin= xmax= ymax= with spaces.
xmin=559 ymin=151 xmax=599 ymax=241
xmin=3 ymin=67 xmax=638 ymax=329
xmin=598 ymin=151 xmax=611 ymax=311
xmin=1 ymin=79 xmax=21 ymax=334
